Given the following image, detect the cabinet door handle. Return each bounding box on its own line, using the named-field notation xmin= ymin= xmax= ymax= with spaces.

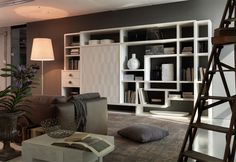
xmin=69 ymin=73 xmax=73 ymax=77
xmin=68 ymin=81 xmax=72 ymax=84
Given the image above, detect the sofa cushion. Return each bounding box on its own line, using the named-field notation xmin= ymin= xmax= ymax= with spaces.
xmin=118 ymin=124 xmax=169 ymax=143
xmin=71 ymin=93 xmax=100 ymax=101
xmin=21 ymin=95 xmax=68 ymax=125
xmin=55 ymin=102 xmax=76 ymax=129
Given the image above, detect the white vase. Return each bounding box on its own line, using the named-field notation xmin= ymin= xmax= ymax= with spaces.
xmin=127 ymin=53 xmax=140 ymax=70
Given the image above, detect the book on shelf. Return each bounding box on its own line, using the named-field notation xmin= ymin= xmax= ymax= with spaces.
xmin=70 ymin=48 xmax=80 ymax=55
xmin=181 ymin=46 xmax=193 ymax=54
xmin=52 ymin=133 xmax=114 ymax=157
xmin=182 ymin=92 xmax=194 ymax=98
xmin=69 ymin=59 xmax=74 ymax=70
xmin=164 ymin=47 xmax=175 ymax=54
xmin=68 ymin=59 xmax=79 ymax=70
xmin=182 ymin=67 xmax=194 ymax=81
xmin=186 ymin=67 xmax=191 ymax=81
xmin=71 ymin=42 xmax=80 ymax=46
xmin=199 ymin=67 xmax=206 ymax=81
xmin=169 ymin=94 xmax=181 ymax=99
xmin=138 ymin=88 xmax=148 ymax=104
xmin=124 ymin=90 xmax=136 ymax=103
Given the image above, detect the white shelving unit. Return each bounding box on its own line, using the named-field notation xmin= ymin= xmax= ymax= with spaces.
xmin=61 ymin=32 xmax=80 ymax=96
xmin=63 ymin=20 xmax=212 ymax=116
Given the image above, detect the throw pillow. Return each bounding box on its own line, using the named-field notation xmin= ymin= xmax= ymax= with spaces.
xmin=25 ymin=102 xmax=56 ymax=125
xmin=117 ymin=124 xmax=169 ymax=143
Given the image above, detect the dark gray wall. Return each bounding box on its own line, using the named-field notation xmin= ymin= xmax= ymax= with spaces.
xmin=27 ymin=0 xmax=226 ymax=95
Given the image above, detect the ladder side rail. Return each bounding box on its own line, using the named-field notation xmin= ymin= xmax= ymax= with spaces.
xmin=220 ymin=0 xmax=235 ymax=27
xmin=223 ymin=100 xmax=236 ymax=160
xmin=230 ymin=5 xmax=236 ymax=162
xmin=216 ymin=54 xmax=232 ymax=98
xmin=224 ymin=0 xmax=236 ymax=27
xmin=229 ymin=132 xmax=236 ymax=161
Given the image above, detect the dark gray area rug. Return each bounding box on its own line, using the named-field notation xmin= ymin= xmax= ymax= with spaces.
xmin=104 ymin=112 xmax=188 ymax=162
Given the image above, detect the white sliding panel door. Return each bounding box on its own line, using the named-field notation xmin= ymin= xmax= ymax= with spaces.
xmin=80 ymin=45 xmax=120 ymax=104
xmin=0 ymin=28 xmax=10 ymax=90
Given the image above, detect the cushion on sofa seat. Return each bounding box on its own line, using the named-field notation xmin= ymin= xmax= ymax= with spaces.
xmin=21 ymin=96 xmax=68 ymax=125
xmin=117 ymin=124 xmax=169 ymax=143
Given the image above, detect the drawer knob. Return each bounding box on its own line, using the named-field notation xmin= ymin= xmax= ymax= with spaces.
xmin=69 ymin=73 xmax=73 ymax=77
xmin=68 ymin=81 xmax=72 ymax=84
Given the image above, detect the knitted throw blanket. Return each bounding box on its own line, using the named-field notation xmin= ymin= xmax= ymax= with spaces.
xmin=70 ymin=93 xmax=100 ymax=132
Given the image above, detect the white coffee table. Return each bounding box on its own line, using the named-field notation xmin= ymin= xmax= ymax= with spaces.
xmin=22 ymin=132 xmax=114 ymax=162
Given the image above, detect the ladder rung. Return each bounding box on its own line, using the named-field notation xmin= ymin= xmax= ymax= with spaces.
xmin=191 ymin=123 xmax=229 ymax=133
xmin=224 ymin=18 xmax=236 ymax=23
xmin=208 ymin=69 xmax=236 ymax=73
xmin=183 ymin=150 xmax=223 ymax=162
xmin=200 ymin=96 xmax=235 ymax=101
xmin=212 ymin=36 xmax=236 ymax=45
xmin=214 ymin=28 xmax=236 ymax=37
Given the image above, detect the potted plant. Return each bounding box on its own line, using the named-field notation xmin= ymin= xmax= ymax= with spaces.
xmin=0 ymin=64 xmax=39 ymax=161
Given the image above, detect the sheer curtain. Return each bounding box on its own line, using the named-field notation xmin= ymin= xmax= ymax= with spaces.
xmin=0 ymin=27 xmax=11 ymax=90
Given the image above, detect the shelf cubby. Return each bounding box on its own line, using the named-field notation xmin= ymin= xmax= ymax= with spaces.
xmin=179 ymin=22 xmax=194 ymax=38
xmin=180 ymin=57 xmax=194 ymax=81
xmin=65 ymin=34 xmax=80 ymax=47
xmin=198 ymin=40 xmax=208 ymax=53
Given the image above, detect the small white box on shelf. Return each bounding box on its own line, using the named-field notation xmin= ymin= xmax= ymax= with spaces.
xmin=135 ymin=76 xmax=143 ymax=81
xmin=124 ymin=74 xmax=134 ymax=81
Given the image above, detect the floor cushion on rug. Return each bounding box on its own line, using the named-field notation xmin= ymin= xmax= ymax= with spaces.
xmin=117 ymin=123 xmax=169 ymax=143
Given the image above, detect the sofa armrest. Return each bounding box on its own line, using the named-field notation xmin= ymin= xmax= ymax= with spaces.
xmin=86 ymin=97 xmax=108 ymax=135
xmin=55 ymin=97 xmax=108 ymax=135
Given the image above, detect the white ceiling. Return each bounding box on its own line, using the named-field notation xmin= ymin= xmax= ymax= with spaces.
xmin=0 ymin=0 xmax=188 ymax=27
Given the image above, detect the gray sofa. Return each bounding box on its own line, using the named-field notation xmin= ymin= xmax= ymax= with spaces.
xmin=17 ymin=94 xmax=108 ymax=142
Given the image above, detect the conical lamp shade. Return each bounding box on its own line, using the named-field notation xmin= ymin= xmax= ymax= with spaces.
xmin=31 ymin=38 xmax=54 ymax=61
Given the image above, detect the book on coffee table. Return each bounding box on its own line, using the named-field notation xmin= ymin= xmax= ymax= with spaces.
xmin=52 ymin=133 xmax=114 ymax=157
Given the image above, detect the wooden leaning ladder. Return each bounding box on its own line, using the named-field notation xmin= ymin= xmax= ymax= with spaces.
xmin=178 ymin=0 xmax=236 ymax=161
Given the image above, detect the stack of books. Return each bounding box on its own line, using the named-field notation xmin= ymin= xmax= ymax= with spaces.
xmin=71 ymin=42 xmax=80 ymax=46
xmin=70 ymin=48 xmax=80 ymax=55
xmin=164 ymin=47 xmax=175 ymax=54
xmin=181 ymin=46 xmax=193 ymax=54
xmin=182 ymin=92 xmax=194 ymax=98
xmin=169 ymin=93 xmax=181 ymax=99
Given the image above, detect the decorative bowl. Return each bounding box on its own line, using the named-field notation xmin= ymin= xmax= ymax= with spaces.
xmin=41 ymin=118 xmax=76 ymax=138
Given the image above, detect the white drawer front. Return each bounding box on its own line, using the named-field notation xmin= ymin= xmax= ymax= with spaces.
xmin=62 ymin=78 xmax=80 ymax=87
xmin=62 ymin=71 xmax=80 ymax=79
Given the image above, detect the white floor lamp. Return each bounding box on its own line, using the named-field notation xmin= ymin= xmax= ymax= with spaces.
xmin=30 ymin=38 xmax=55 ymax=95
